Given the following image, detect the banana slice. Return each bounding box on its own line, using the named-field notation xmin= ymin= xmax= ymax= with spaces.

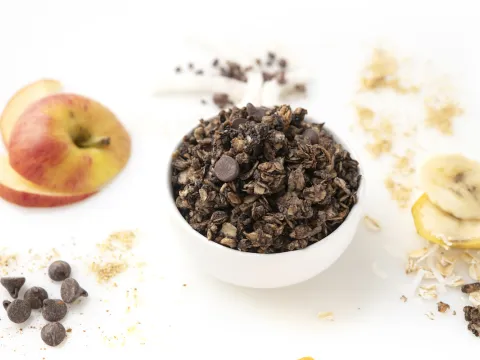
xmin=411 ymin=193 xmax=480 ymax=249
xmin=420 ymin=154 xmax=480 ymax=220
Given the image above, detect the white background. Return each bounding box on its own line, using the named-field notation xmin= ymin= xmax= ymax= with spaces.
xmin=1 ymin=1 xmax=480 ymax=359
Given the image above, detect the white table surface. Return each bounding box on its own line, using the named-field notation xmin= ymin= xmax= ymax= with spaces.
xmin=1 ymin=1 xmax=480 ymax=359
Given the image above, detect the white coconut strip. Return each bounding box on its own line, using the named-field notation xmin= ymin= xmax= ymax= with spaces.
xmin=237 ymin=72 xmax=264 ymax=107
xmin=261 ymin=80 xmax=283 ymax=107
xmin=153 ymin=74 xmax=247 ymax=103
xmin=411 ymin=268 xmax=425 ymax=296
xmin=416 ymin=244 xmax=439 ymax=264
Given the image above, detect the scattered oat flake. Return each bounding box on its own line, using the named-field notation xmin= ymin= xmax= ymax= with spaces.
xmin=437 ymin=301 xmax=450 ymax=313
xmin=409 ymin=247 xmax=428 ymax=259
xmin=469 ymin=291 xmax=480 ymax=306
xmin=364 ymin=216 xmax=381 ymax=231
xmin=425 ymin=311 xmax=435 ymax=320
xmin=469 ymin=263 xmax=480 ymax=281
xmin=418 ymin=284 xmax=437 ymax=300
xmin=400 ymin=295 xmax=408 ymax=302
xmin=317 ymin=312 xmax=334 ymax=321
xmin=461 ymin=252 xmax=478 ymax=265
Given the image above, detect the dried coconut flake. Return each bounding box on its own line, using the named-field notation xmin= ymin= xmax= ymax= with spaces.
xmin=418 ymin=285 xmax=438 ymax=300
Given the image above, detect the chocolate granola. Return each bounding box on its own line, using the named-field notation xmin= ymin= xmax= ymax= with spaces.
xmin=171 ymin=104 xmax=361 ymax=253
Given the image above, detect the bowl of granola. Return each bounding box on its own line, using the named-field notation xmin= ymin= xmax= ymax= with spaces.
xmin=168 ymin=104 xmax=365 ymax=288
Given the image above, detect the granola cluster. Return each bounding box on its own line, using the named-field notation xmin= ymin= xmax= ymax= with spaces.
xmin=171 ymin=104 xmax=361 ymax=253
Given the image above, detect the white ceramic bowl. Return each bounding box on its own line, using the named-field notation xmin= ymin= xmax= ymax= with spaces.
xmin=168 ymin=125 xmax=365 ymax=288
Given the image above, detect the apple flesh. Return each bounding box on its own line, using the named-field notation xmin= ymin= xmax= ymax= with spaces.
xmin=0 ymin=79 xmax=63 ymax=146
xmin=8 ymin=93 xmax=131 ymax=193
xmin=0 ymin=156 xmax=94 ymax=207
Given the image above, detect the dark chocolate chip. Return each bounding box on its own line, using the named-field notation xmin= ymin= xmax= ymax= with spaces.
xmin=1 ymin=277 xmax=25 ymax=298
xmin=42 ymin=299 xmax=68 ymax=322
xmin=213 ymin=93 xmax=231 ymax=109
xmin=188 ymin=63 xmax=194 ymax=70
xmin=41 ymin=322 xmax=66 ymax=347
xmin=4 ymin=299 xmax=31 ymax=323
xmin=175 ymin=66 xmax=181 ymax=73
xmin=278 ymin=58 xmax=287 ymax=68
xmin=24 ymin=286 xmax=48 ymax=309
xmin=60 ymin=278 xmax=88 ymax=304
xmin=212 ymin=58 xmax=219 ymax=67
xmin=48 ymin=261 xmax=71 ymax=281
xmin=303 ymin=129 xmax=319 ymax=144
xmin=231 ymin=118 xmax=248 ymax=129
xmin=214 ymin=156 xmax=240 ymax=182
xmin=195 ymin=69 xmax=204 ymax=75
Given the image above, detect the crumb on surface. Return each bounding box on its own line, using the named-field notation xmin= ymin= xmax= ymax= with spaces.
xmin=364 ymin=215 xmax=381 ymax=231
xmin=317 ymin=311 xmax=334 ymax=321
xmin=437 ymin=301 xmax=450 ymax=313
xmin=91 ymin=261 xmax=128 ymax=283
xmin=384 ymin=176 xmax=412 ymax=208
xmin=400 ymin=295 xmax=407 ymax=302
xmin=424 ymin=96 xmax=463 ymax=135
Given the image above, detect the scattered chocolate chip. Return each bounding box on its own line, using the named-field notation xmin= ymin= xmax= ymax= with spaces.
xmin=41 ymin=322 xmax=66 ymax=347
xmin=267 ymin=52 xmax=276 ymax=60
xmin=1 ymin=277 xmax=26 ymax=299
xmin=24 ymin=287 xmax=48 ymax=309
xmin=60 ymin=278 xmax=88 ymax=304
xmin=212 ymin=59 xmax=219 ymax=67
xmin=48 ymin=261 xmax=71 ymax=281
xmin=3 ymin=299 xmax=31 ymax=323
xmin=201 ymin=99 xmax=207 ymax=105
xmin=303 ymin=129 xmax=319 ymax=144
xmin=188 ymin=63 xmax=194 ymax=70
xmin=195 ymin=69 xmax=204 ymax=75
xmin=231 ymin=118 xmax=248 ymax=129
xmin=462 ymin=282 xmax=480 ymax=294
xmin=212 ymin=93 xmax=232 ymax=109
xmin=42 ymin=299 xmax=68 ymax=322
xmin=175 ymin=66 xmax=181 ymax=73
xmin=278 ymin=58 xmax=287 ymax=68
xmin=214 ymin=155 xmax=240 ymax=182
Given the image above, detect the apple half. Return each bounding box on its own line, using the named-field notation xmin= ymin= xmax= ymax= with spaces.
xmin=0 ymin=156 xmax=94 ymax=207
xmin=0 ymin=79 xmax=63 ymax=146
xmin=8 ymin=93 xmax=131 ymax=193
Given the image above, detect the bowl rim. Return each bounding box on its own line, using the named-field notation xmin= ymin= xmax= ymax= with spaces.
xmin=167 ymin=123 xmax=366 ymax=258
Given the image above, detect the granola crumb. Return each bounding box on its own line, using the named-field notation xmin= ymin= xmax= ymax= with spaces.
xmin=384 ymin=176 xmax=412 ymax=208
xmin=364 ymin=216 xmax=381 ymax=231
xmin=317 ymin=311 xmax=334 ymax=321
xmin=91 ymin=262 xmax=128 ymax=283
xmin=424 ymin=95 xmax=463 ymax=135
xmin=437 ymin=301 xmax=450 ymax=313
xmin=400 ymin=295 xmax=408 ymax=302
xmin=360 ymin=48 xmax=418 ymax=93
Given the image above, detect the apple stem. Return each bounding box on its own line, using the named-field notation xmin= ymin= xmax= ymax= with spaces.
xmin=78 ymin=136 xmax=111 ymax=148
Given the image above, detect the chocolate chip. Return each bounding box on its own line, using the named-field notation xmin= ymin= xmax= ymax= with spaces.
xmin=214 ymin=156 xmax=240 ymax=182
xmin=1 ymin=277 xmax=25 ymax=298
xmin=42 ymin=299 xmax=68 ymax=322
xmin=278 ymin=58 xmax=287 ymax=68
xmin=303 ymin=129 xmax=319 ymax=144
xmin=267 ymin=51 xmax=276 ymax=60
xmin=61 ymin=278 xmax=88 ymax=304
xmin=231 ymin=118 xmax=248 ymax=129
xmin=41 ymin=322 xmax=66 ymax=347
xmin=246 ymin=103 xmax=268 ymax=122
xmin=212 ymin=58 xmax=219 ymax=67
xmin=24 ymin=287 xmax=48 ymax=309
xmin=175 ymin=66 xmax=181 ymax=73
xmin=195 ymin=69 xmax=204 ymax=75
xmin=188 ymin=63 xmax=194 ymax=70
xmin=262 ymin=71 xmax=276 ymax=82
xmin=3 ymin=299 xmax=31 ymax=323
xmin=48 ymin=261 xmax=71 ymax=281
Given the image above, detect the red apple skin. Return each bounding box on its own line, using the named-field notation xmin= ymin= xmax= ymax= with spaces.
xmin=0 ymin=183 xmax=94 ymax=207
xmin=8 ymin=93 xmax=131 ymax=193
